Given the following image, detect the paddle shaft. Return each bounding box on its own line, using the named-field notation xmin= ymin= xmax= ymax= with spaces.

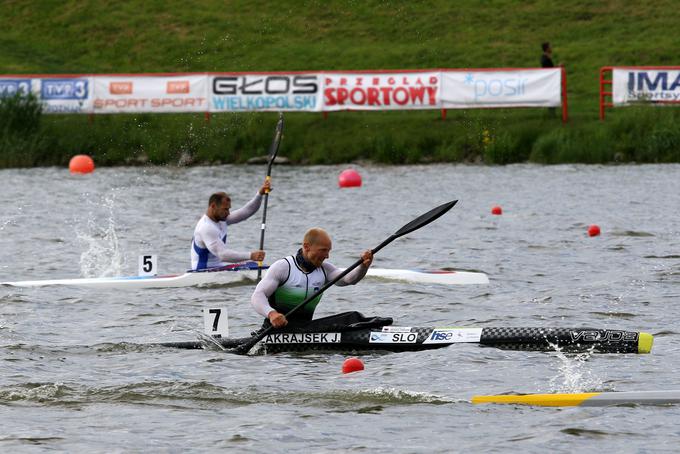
xmin=257 ymin=113 xmax=283 ymax=280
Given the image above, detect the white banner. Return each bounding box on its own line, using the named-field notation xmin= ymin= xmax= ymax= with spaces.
xmin=612 ymin=68 xmax=680 ymax=105
xmin=323 ymin=72 xmax=440 ymax=110
xmin=441 ymin=69 xmax=561 ymax=108
xmin=1 ymin=70 xmax=566 ymax=114
xmin=209 ymin=74 xmax=322 ymax=112
xmin=92 ymin=75 xmax=208 ymax=113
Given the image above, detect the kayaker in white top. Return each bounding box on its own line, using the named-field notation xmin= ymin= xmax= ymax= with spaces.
xmin=191 ymin=179 xmax=270 ymax=270
xmin=251 ymin=227 xmax=373 ymax=328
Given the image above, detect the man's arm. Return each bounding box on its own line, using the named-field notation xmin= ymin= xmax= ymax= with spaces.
xmin=226 ymin=192 xmax=263 ymax=225
xmin=197 ymin=222 xmax=252 ymax=263
xmin=203 ymin=234 xmax=253 ymax=263
xmin=323 ymin=250 xmax=373 ymax=286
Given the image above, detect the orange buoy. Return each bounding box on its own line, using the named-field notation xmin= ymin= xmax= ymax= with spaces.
xmin=69 ymin=155 xmax=95 ymax=174
xmin=588 ymin=224 xmax=601 ymax=237
xmin=491 ymin=205 xmax=502 ymax=215
xmin=338 ymin=168 xmax=362 ymax=188
xmin=342 ymin=357 xmax=365 ymax=374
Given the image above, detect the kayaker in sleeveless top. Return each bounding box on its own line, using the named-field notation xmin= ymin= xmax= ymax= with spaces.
xmin=251 ymin=227 xmax=373 ymax=327
xmin=190 ymin=179 xmax=271 ymax=270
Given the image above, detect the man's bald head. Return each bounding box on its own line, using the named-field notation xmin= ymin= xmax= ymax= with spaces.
xmin=302 ymin=228 xmax=332 ymax=267
xmin=303 ymin=227 xmax=331 ymax=246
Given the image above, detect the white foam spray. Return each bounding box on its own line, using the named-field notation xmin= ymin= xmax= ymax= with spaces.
xmin=76 ymin=194 xmax=125 ymax=278
xmin=547 ymin=348 xmax=604 ymax=393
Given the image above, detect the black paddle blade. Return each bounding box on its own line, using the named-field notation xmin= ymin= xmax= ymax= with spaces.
xmin=393 ymin=200 xmax=458 ymax=238
xmin=267 ymin=113 xmax=284 ymax=167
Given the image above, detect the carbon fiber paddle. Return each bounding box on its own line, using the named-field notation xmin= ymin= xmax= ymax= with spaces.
xmin=257 ymin=112 xmax=284 ymax=281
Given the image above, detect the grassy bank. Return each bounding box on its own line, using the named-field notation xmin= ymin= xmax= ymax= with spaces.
xmin=1 ymin=0 xmax=679 ymax=166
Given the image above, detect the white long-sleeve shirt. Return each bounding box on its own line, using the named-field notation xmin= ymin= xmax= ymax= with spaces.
xmin=190 ymin=192 xmax=262 ymax=270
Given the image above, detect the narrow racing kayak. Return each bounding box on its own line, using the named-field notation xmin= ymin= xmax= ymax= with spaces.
xmin=1 ymin=262 xmax=264 ymax=290
xmin=158 ymin=312 xmax=653 ymax=355
xmin=1 ymin=263 xmax=488 ymax=289
xmin=472 ymin=390 xmax=680 ymax=407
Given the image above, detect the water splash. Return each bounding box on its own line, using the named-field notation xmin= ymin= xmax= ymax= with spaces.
xmin=356 ymin=387 xmax=452 ymax=404
xmin=547 ymin=348 xmax=604 ymax=393
xmin=76 ymin=194 xmax=124 ymax=278
xmin=0 ymin=382 xmax=68 ymax=403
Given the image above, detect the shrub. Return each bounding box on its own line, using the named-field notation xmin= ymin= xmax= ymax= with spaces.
xmin=0 ymin=92 xmax=43 ymax=136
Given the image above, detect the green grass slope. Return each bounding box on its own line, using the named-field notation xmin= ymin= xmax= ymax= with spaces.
xmin=2 ymin=0 xmax=680 ymax=166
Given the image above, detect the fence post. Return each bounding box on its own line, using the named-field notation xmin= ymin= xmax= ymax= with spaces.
xmin=561 ymin=67 xmax=568 ymax=123
xmin=599 ymin=67 xmax=613 ymax=121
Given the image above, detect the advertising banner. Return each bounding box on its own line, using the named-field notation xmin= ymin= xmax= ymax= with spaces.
xmin=92 ymin=75 xmax=208 ymax=113
xmin=323 ymin=72 xmax=440 ymax=111
xmin=209 ymin=74 xmax=322 ymax=112
xmin=0 ymin=77 xmax=93 ymax=113
xmin=612 ymin=68 xmax=680 ymax=105
xmin=441 ymin=69 xmax=561 ymax=108
xmin=39 ymin=77 xmax=93 ymax=113
xmin=1 ymin=70 xmax=567 ymax=115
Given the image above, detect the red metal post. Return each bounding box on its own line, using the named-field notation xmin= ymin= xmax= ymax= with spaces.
xmin=599 ymin=67 xmax=613 ymax=120
xmin=561 ymin=67 xmax=568 ymax=123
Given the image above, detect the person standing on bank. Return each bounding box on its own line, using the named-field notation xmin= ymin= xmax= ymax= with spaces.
xmin=541 ymin=42 xmax=560 ymax=117
xmin=191 ymin=179 xmax=271 ymax=270
xmin=541 ymin=42 xmax=554 ymax=68
xmin=250 ymin=227 xmax=373 ymax=328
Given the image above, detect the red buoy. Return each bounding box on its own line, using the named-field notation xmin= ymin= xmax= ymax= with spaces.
xmin=491 ymin=205 xmax=502 ymax=215
xmin=338 ymin=168 xmax=362 ymax=188
xmin=588 ymin=224 xmax=601 ymax=237
xmin=69 ymin=155 xmax=95 ymax=174
xmin=342 ymin=357 xmax=364 ymax=374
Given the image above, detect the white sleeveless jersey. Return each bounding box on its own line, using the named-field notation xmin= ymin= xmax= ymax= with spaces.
xmin=250 ymin=254 xmax=371 ymax=320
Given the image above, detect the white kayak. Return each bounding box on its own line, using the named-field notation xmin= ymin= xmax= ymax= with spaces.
xmin=1 ymin=263 xmax=488 ymax=290
xmin=363 ymin=268 xmax=488 ymax=285
xmin=1 ymin=263 xmax=262 ymax=290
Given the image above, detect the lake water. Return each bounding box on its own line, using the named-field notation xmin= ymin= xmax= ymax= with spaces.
xmin=1 ymin=163 xmax=679 ymax=452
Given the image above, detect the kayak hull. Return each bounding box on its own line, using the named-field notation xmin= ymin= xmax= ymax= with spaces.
xmin=2 ymin=265 xmax=488 ymax=289
xmin=1 ymin=268 xmax=258 ymax=289
xmin=160 ymin=326 xmax=653 ymax=355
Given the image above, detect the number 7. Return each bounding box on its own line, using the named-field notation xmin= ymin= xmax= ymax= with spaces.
xmin=209 ymin=309 xmax=221 ymax=332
